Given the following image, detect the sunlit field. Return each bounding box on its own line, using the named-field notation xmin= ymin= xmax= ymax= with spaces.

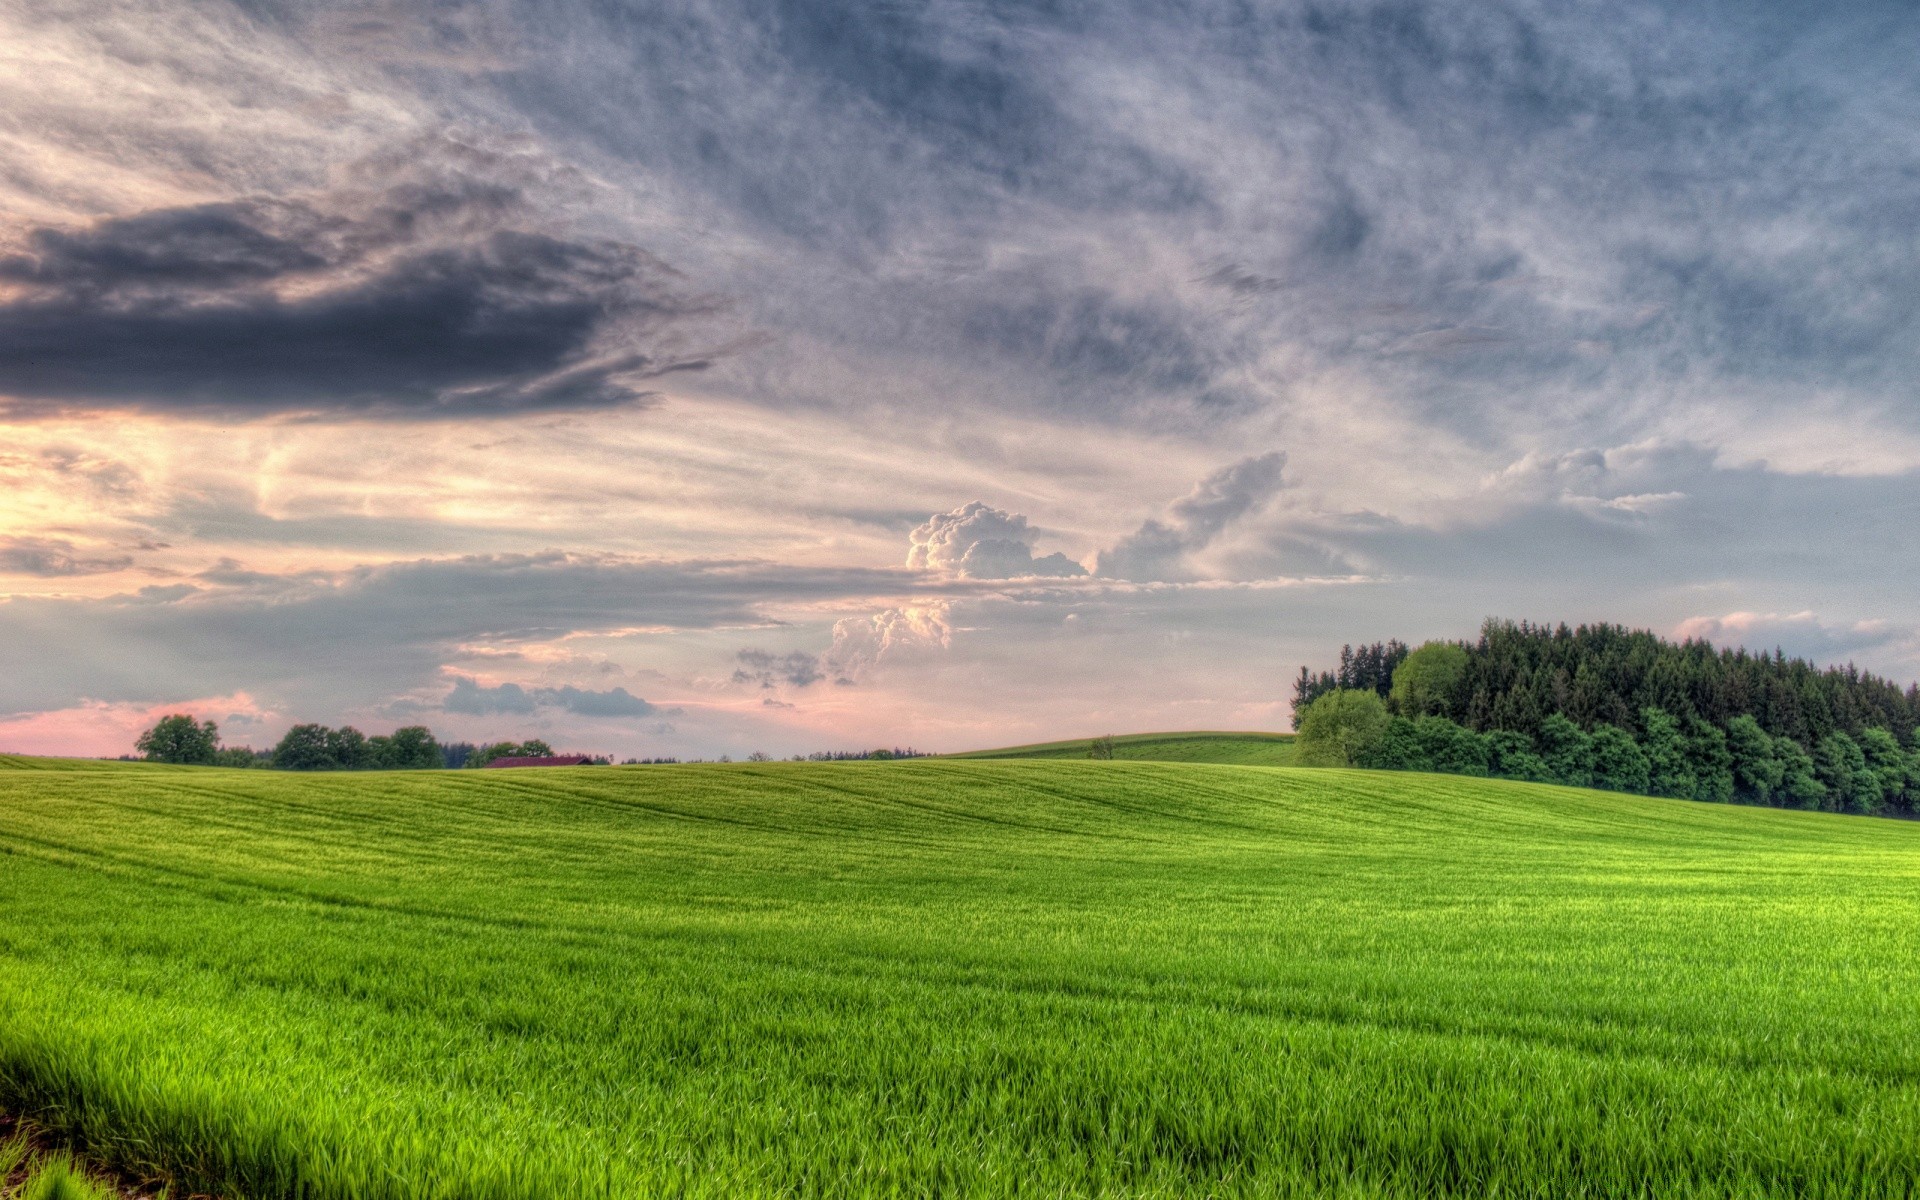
xmin=950 ymin=730 xmax=1297 ymax=765
xmin=3 ymin=754 xmax=1918 ymax=1198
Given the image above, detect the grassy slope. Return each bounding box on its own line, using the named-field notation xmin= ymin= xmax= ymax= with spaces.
xmin=949 ymin=729 xmax=1297 ymax=765
xmin=2 ymin=758 xmax=1919 ymax=1198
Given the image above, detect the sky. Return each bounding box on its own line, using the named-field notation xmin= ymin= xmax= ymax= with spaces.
xmin=2 ymin=0 xmax=1918 ymax=759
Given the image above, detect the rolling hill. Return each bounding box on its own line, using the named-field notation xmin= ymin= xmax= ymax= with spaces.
xmin=948 ymin=729 xmax=1297 ymax=765
xmin=2 ymin=756 xmax=1918 ymax=1197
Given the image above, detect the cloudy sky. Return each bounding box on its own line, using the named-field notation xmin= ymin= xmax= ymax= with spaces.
xmin=2 ymin=0 xmax=1918 ymax=758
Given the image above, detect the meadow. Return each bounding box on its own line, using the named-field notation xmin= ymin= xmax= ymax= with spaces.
xmin=950 ymin=730 xmax=1297 ymax=765
xmin=2 ymin=752 xmax=1919 ymax=1197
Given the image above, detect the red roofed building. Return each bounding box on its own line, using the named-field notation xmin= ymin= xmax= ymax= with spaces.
xmin=484 ymin=755 xmax=597 ymax=768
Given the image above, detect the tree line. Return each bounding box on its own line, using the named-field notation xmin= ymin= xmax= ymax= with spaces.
xmin=130 ymin=716 xmax=925 ymax=770
xmin=1292 ymin=620 xmax=1920 ymax=816
xmin=132 ymin=715 xmax=600 ymax=770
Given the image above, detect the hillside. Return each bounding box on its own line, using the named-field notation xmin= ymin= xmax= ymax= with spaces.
xmin=949 ymin=729 xmax=1296 ymax=765
xmin=3 ymin=757 xmax=1919 ymax=1197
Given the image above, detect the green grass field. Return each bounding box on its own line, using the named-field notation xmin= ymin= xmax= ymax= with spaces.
xmin=950 ymin=729 xmax=1297 ymax=765
xmin=3 ymin=753 xmax=1919 ymax=1198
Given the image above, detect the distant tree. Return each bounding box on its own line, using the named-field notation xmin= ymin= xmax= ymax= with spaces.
xmin=1389 ymin=642 xmax=1469 ymax=717
xmin=869 ymin=748 xmax=896 ymax=760
xmin=1816 ymin=732 xmax=1879 ymax=814
xmin=211 ymin=746 xmax=265 ymax=769
xmin=1588 ymin=725 xmax=1651 ymax=794
xmin=1485 ymin=729 xmax=1553 ymax=782
xmin=746 ymin=750 xmax=773 ymax=762
xmin=1411 ymin=716 xmax=1489 ymax=777
xmin=1302 ymin=617 xmax=1920 ymax=750
xmin=1857 ymin=728 xmax=1910 ymax=812
xmin=1773 ymin=736 xmax=1827 ymax=809
xmin=375 ymin=726 xmax=442 ymax=770
xmin=1290 ymin=666 xmax=1338 ymax=725
xmin=1640 ymin=708 xmax=1696 ymax=799
xmin=465 ymin=742 xmax=517 ymax=769
xmin=273 ymin=724 xmax=335 ymax=771
xmin=1087 ymin=736 xmax=1116 ymax=760
xmin=1536 ymin=714 xmax=1593 ymax=788
xmin=1296 ymin=689 xmax=1391 ymax=767
xmin=441 ymin=741 xmax=478 ymax=769
xmin=521 ymin=739 xmax=554 ymax=758
xmin=1725 ymin=716 xmax=1782 ymax=804
xmin=1685 ymin=717 xmax=1734 ymax=803
xmin=136 ymin=714 xmax=220 ymax=765
xmin=326 ymin=726 xmax=375 ymax=770
xmin=1361 ymin=717 xmax=1426 ymax=771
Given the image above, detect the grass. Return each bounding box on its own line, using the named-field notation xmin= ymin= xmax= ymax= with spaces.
xmin=949 ymin=729 xmax=1297 ymax=765
xmin=0 ymin=1128 xmax=122 ymax=1200
xmin=2 ymin=755 xmax=1919 ymax=1197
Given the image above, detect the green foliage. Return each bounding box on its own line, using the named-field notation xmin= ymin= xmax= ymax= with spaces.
xmin=465 ymin=739 xmax=557 ymax=768
xmin=1301 ymin=620 xmax=1920 ymax=817
xmin=1294 ymin=689 xmax=1390 ymax=767
xmin=1412 ymin=715 xmax=1488 ymax=776
xmin=1685 ymin=718 xmax=1735 ymax=803
xmin=1484 ymin=729 xmax=1553 ymax=782
xmin=1290 ymin=640 xmax=1408 ymax=722
xmin=1639 ymin=708 xmax=1695 ymax=799
xmin=324 ymin=726 xmax=374 ymax=770
xmin=5 ymin=759 xmax=1920 ymax=1197
xmin=137 ymin=720 xmax=440 ymax=772
xmin=14 ymin=1151 xmax=116 ymax=1200
xmin=376 ymin=725 xmax=444 ymax=770
xmin=1816 ymin=733 xmax=1880 ymax=815
xmin=272 ymin=724 xmax=335 ymax=771
xmin=1361 ymin=717 xmax=1424 ymax=770
xmin=1774 ymin=736 xmax=1828 ymax=809
xmin=1536 ymin=714 xmax=1593 ymax=788
xmin=134 ymin=714 xmax=218 ymax=765
xmin=1389 ymin=641 xmax=1469 ymax=716
xmin=1589 ymin=725 xmax=1652 ymax=794
xmin=1084 ymin=736 xmax=1116 ymax=760
xmin=1726 ymin=716 xmax=1782 ymax=804
xmin=1857 ymin=728 xmax=1911 ymax=811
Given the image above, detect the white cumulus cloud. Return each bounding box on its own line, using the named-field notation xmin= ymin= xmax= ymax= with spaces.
xmin=907 ymin=502 xmax=1085 ymax=578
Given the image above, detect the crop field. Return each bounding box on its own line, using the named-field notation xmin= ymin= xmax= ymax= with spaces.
xmin=3 ymin=754 xmax=1920 ymax=1198
xmin=951 ymin=730 xmax=1297 ymax=766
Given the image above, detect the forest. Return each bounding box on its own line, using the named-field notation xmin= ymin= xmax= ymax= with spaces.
xmin=1292 ymin=620 xmax=1920 ymax=815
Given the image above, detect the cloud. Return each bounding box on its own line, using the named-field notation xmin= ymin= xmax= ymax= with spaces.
xmin=444 ymin=676 xmax=537 ymax=714
xmin=444 ymin=675 xmax=667 ymax=717
xmin=1673 ymin=612 xmax=1902 ymax=667
xmin=0 ymin=551 xmax=924 ymax=718
xmin=0 ymin=536 xmax=134 ymax=577
xmin=1094 ymin=452 xmax=1286 ymax=581
xmin=826 ymin=604 xmax=953 ymax=681
xmin=734 ymin=603 xmax=953 ymax=692
xmin=906 ymin=502 xmax=1085 ymax=578
xmin=733 ymin=649 xmax=825 ymax=689
xmin=0 ymin=137 xmax=726 ymax=417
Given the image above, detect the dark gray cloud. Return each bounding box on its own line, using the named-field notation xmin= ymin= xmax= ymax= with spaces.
xmin=0 ymin=140 xmax=724 ymax=417
xmin=444 ymin=675 xmax=667 ymax=717
xmin=732 ymin=649 xmax=824 ymax=690
xmin=0 ymin=537 xmax=135 ymax=578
